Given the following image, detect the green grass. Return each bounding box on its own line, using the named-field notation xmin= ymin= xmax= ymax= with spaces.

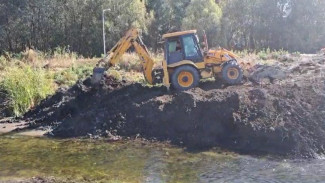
xmin=117 ymin=52 xmax=163 ymax=72
xmin=235 ymin=49 xmax=290 ymax=61
xmin=0 ymin=63 xmax=93 ymax=117
xmin=0 ymin=65 xmax=55 ymax=117
xmin=257 ymin=48 xmax=290 ymax=60
xmin=54 ymin=65 xmax=93 ymax=86
xmin=257 ymin=48 xmax=271 ymax=60
xmin=0 ymin=52 xmax=12 ymax=70
xmin=52 ymin=46 xmax=78 ymax=60
xmin=0 ymin=48 xmax=91 ymax=117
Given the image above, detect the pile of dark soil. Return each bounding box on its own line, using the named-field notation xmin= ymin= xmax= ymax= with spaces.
xmin=22 ymin=54 xmax=325 ymax=158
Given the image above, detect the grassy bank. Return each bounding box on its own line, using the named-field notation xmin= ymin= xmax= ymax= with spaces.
xmin=0 ymin=48 xmax=160 ymax=117
xmin=1 ymin=65 xmax=54 ymax=117
xmin=0 ymin=48 xmax=97 ymax=117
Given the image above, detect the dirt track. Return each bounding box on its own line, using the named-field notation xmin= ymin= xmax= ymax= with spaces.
xmin=18 ymin=54 xmax=325 ymax=158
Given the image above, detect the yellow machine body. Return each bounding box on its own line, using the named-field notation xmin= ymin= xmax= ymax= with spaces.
xmin=92 ymin=28 xmax=243 ymax=90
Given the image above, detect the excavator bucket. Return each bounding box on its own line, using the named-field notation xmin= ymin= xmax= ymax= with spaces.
xmin=91 ymin=67 xmax=106 ymax=85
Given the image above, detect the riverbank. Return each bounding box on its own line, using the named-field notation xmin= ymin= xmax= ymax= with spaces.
xmin=6 ymin=53 xmax=322 ymax=158
xmin=0 ymin=119 xmax=49 ymax=137
xmin=1 ymin=52 xmax=325 ymax=158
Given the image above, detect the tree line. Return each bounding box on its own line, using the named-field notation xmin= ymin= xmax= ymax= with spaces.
xmin=0 ymin=0 xmax=324 ymax=57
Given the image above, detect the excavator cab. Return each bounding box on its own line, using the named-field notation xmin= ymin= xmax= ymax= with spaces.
xmin=165 ymin=32 xmax=204 ymax=65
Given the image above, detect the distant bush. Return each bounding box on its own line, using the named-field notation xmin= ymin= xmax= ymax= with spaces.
xmin=234 ymin=49 xmax=250 ymax=58
xmin=108 ymin=69 xmax=123 ymax=81
xmin=54 ymin=65 xmax=93 ymax=86
xmin=257 ymin=48 xmax=271 ymax=60
xmin=117 ymin=52 xmax=163 ymax=72
xmin=53 ymin=46 xmax=78 ymax=60
xmin=0 ymin=52 xmax=13 ymax=70
xmin=0 ymin=65 xmax=55 ymax=116
xmin=0 ymin=55 xmax=8 ymax=70
xmin=270 ymin=49 xmax=289 ymax=60
xmin=255 ymin=48 xmax=291 ymax=61
xmin=118 ymin=53 xmax=143 ymax=72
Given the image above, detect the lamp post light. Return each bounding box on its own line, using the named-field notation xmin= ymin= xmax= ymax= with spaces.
xmin=102 ymin=8 xmax=110 ymax=57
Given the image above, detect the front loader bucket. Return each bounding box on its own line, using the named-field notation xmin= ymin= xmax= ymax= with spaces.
xmin=91 ymin=67 xmax=106 ymax=85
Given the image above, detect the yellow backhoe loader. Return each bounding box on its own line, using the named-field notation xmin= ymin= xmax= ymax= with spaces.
xmin=92 ymin=28 xmax=243 ymax=90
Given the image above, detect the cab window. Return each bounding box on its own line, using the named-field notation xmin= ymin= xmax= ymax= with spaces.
xmin=183 ymin=35 xmax=199 ymax=57
xmin=169 ymin=41 xmax=177 ymax=53
xmin=167 ymin=39 xmax=184 ymax=64
xmin=168 ymin=40 xmax=182 ymax=54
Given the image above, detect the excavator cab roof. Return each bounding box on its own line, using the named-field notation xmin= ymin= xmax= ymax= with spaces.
xmin=162 ymin=30 xmax=197 ymax=39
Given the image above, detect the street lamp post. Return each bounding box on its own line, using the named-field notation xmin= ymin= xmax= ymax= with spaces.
xmin=102 ymin=8 xmax=110 ymax=57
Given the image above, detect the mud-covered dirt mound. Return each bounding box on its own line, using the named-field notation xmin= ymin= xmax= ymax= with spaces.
xmin=23 ymin=54 xmax=325 ymax=158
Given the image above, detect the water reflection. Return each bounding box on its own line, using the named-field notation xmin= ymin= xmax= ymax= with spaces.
xmin=0 ymin=135 xmax=324 ymax=183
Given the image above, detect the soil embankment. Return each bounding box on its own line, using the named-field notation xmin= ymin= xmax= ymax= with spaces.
xmin=17 ymin=54 xmax=325 ymax=158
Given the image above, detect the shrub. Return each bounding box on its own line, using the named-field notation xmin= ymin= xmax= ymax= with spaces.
xmin=54 ymin=65 xmax=93 ymax=86
xmin=270 ymin=49 xmax=289 ymax=60
xmin=123 ymin=71 xmax=146 ymax=84
xmin=234 ymin=49 xmax=249 ymax=58
xmin=0 ymin=55 xmax=8 ymax=70
xmin=54 ymin=69 xmax=79 ymax=86
xmin=53 ymin=46 xmax=78 ymax=60
xmin=118 ymin=53 xmax=143 ymax=72
xmin=292 ymin=51 xmax=301 ymax=57
xmin=0 ymin=65 xmax=55 ymax=116
xmin=117 ymin=52 xmax=163 ymax=72
xmin=108 ymin=69 xmax=123 ymax=81
xmin=257 ymin=49 xmax=270 ymax=60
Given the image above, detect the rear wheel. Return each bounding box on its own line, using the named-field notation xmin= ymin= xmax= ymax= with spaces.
xmin=221 ymin=61 xmax=243 ymax=85
xmin=171 ymin=65 xmax=200 ymax=91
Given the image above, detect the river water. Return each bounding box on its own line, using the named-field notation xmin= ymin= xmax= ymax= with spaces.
xmin=0 ymin=135 xmax=324 ymax=183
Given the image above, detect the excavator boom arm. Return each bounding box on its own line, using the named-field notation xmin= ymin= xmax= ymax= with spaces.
xmin=93 ymin=28 xmax=154 ymax=84
xmin=132 ymin=40 xmax=154 ymax=84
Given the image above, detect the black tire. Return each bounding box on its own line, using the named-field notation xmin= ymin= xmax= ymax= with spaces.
xmin=171 ymin=65 xmax=200 ymax=91
xmin=221 ymin=61 xmax=243 ymax=85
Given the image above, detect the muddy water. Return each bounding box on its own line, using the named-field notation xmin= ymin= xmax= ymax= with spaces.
xmin=0 ymin=135 xmax=324 ymax=183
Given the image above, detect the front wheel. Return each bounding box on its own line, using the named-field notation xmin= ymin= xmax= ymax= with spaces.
xmin=221 ymin=61 xmax=243 ymax=85
xmin=171 ymin=65 xmax=200 ymax=91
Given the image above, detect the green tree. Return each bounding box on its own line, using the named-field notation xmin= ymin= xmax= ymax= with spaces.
xmin=0 ymin=0 xmax=28 ymax=53
xmin=145 ymin=0 xmax=190 ymax=51
xmin=1 ymin=0 xmax=325 ymax=55
xmin=218 ymin=0 xmax=257 ymax=49
xmin=281 ymin=0 xmax=325 ymax=52
xmin=182 ymin=0 xmax=222 ymax=47
xmin=0 ymin=0 xmax=150 ymax=57
xmin=103 ymin=0 xmax=150 ymax=53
